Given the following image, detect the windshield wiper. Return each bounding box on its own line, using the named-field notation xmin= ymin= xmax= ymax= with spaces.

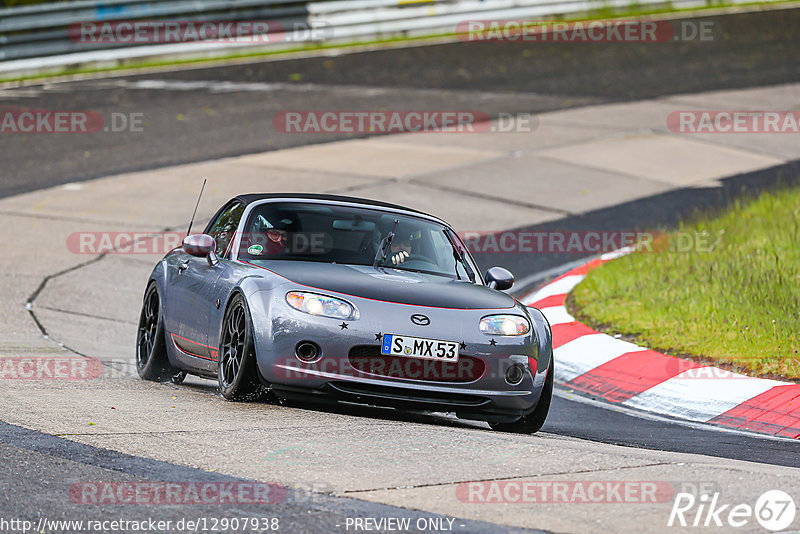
xmin=445 ymin=230 xmax=476 ymax=283
xmin=373 ymin=219 xmax=399 ymax=269
xmin=387 ymin=266 xmax=456 ymax=278
xmin=451 ymin=249 xmax=463 ymax=281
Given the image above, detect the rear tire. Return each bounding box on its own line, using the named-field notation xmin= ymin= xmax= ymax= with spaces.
xmin=218 ymin=293 xmax=263 ymax=401
xmin=136 ymin=282 xmax=178 ymax=381
xmin=490 ymin=358 xmax=553 ymax=434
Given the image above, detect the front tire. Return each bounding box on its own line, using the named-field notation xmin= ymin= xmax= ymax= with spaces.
xmin=218 ymin=293 xmax=263 ymax=401
xmin=490 ymin=358 xmax=553 ymax=434
xmin=136 ymin=282 xmax=178 ymax=381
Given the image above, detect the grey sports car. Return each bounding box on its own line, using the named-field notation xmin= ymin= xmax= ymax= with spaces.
xmin=136 ymin=194 xmax=553 ymax=433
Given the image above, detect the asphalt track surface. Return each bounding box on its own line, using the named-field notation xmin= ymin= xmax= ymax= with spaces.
xmin=0 ymin=421 xmax=539 ymax=534
xmin=2 ymin=8 xmax=800 ymax=199
xmin=1 ymin=7 xmax=800 ymax=533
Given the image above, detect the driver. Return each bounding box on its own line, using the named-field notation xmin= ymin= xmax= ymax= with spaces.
xmin=264 ymin=227 xmax=289 ymax=255
xmin=247 ymin=215 xmax=297 ymax=256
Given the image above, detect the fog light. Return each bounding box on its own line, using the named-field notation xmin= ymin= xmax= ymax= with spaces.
xmin=505 ymin=363 xmax=525 ymax=385
xmin=295 ymin=341 xmax=320 ymax=363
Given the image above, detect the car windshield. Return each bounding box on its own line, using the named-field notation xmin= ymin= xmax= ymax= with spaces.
xmin=237 ymin=202 xmax=474 ymax=280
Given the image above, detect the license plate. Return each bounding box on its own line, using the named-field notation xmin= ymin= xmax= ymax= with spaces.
xmin=381 ymin=334 xmax=459 ymax=362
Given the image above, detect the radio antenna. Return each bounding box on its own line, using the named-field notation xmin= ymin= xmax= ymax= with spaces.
xmin=186 ymin=178 xmax=207 ymax=236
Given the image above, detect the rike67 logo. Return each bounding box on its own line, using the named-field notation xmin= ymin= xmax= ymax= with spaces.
xmin=669 ymin=490 xmax=796 ymax=531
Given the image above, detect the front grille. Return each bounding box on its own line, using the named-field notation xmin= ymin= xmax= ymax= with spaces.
xmin=348 ymin=345 xmax=485 ymax=383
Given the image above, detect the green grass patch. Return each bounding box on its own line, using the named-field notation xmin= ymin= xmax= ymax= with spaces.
xmin=569 ymin=185 xmax=800 ymax=381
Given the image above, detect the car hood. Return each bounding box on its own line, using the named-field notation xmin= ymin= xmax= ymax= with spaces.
xmin=246 ymin=260 xmax=516 ymax=310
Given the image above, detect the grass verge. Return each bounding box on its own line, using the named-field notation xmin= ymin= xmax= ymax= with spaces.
xmin=569 ymin=184 xmax=800 ymax=381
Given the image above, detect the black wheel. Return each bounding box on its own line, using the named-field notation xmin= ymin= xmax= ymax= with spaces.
xmin=490 ymin=357 xmax=553 ymax=434
xmin=218 ymin=293 xmax=263 ymax=401
xmin=136 ymin=282 xmax=178 ymax=381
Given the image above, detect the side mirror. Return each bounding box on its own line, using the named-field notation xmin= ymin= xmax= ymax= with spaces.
xmin=183 ymin=234 xmax=218 ymax=265
xmin=485 ymin=267 xmax=514 ymax=291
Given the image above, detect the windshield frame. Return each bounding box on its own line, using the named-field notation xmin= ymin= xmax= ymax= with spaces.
xmin=229 ymin=198 xmax=485 ymax=284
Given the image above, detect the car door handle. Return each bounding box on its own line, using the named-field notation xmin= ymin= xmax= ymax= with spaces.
xmin=177 ymin=260 xmax=190 ymax=272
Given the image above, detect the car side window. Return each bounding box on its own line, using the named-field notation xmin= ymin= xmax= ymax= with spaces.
xmin=206 ymin=202 xmax=245 ymax=257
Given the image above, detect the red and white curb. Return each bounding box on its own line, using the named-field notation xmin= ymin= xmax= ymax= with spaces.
xmin=521 ymin=250 xmax=800 ymax=439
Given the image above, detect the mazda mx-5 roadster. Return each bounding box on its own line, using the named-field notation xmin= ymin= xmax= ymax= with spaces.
xmin=136 ymin=193 xmax=553 ymax=433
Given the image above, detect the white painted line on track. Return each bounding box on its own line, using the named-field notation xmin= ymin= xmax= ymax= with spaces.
xmin=513 ymin=257 xmax=590 ymax=297
xmin=600 ymin=246 xmax=634 ymax=261
xmin=521 ymin=274 xmax=585 ymax=305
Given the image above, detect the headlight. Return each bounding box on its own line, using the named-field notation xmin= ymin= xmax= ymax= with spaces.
xmin=480 ymin=315 xmax=530 ymax=336
xmin=286 ymin=291 xmax=358 ymax=320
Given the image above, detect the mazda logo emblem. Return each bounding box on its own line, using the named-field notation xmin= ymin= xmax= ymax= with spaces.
xmin=410 ymin=314 xmax=430 ymax=326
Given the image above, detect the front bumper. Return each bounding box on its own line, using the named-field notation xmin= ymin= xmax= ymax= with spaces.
xmin=247 ymin=287 xmax=553 ymax=420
